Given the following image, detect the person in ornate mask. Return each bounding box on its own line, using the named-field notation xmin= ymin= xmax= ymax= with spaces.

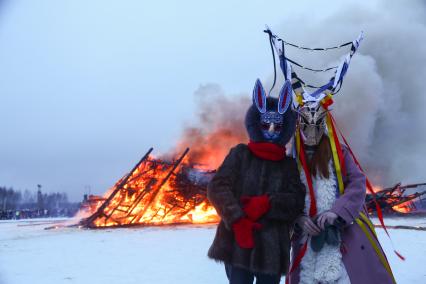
xmin=207 ymin=79 xmax=305 ymax=284
xmin=258 ymin=26 xmax=396 ymax=284
xmin=287 ymin=99 xmax=395 ymax=284
xmin=259 ymin=111 xmax=284 ymax=142
xmin=298 ymin=102 xmax=328 ymax=147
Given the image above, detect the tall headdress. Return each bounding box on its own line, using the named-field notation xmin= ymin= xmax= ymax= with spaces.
xmin=263 ymin=25 xmax=363 ymax=196
xmin=263 ymin=28 xmax=404 ymax=281
xmin=264 ymin=25 xmax=363 ymax=108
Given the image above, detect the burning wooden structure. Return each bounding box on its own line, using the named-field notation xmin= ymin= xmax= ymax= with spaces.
xmin=80 ymin=148 xmax=219 ymax=228
xmin=79 ymin=147 xmax=426 ymax=228
xmin=366 ymin=183 xmax=426 ymax=214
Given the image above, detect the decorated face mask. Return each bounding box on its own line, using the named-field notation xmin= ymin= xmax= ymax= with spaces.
xmin=260 ymin=111 xmax=284 ymax=141
xmin=252 ymin=79 xmax=292 ymax=143
xmin=298 ymin=102 xmax=327 ymax=146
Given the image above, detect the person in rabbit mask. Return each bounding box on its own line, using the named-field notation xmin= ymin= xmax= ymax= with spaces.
xmin=207 ymin=79 xmax=306 ymax=284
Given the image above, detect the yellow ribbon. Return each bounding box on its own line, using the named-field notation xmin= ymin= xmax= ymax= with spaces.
xmin=325 ymin=113 xmax=345 ymax=195
xmin=295 ymin=92 xmax=304 ymax=106
xmin=356 ymin=218 xmax=396 ymax=283
xmin=359 ymin=211 xmax=378 ymax=238
xmin=295 ymin=128 xmax=302 ymax=171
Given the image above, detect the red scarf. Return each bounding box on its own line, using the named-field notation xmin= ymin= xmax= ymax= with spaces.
xmin=247 ymin=141 xmax=286 ymax=161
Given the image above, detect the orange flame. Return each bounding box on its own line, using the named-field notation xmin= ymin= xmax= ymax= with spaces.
xmin=78 ymin=90 xmax=252 ymax=227
xmin=84 ymin=155 xmax=220 ymax=228
xmin=371 ymin=185 xmax=383 ymax=193
xmin=392 ymin=201 xmax=415 ymax=213
xmin=162 ymin=92 xmax=250 ymax=170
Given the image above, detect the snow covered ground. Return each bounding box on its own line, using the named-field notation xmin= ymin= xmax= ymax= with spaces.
xmin=0 ymin=217 xmax=425 ymax=284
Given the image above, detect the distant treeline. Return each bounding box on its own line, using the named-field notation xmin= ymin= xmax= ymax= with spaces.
xmin=0 ymin=186 xmax=81 ymax=219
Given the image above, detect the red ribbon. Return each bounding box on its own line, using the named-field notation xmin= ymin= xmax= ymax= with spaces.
xmin=329 ymin=113 xmax=405 ymax=261
xmin=285 ymin=130 xmax=317 ymax=284
xmin=297 ymin=132 xmax=317 ymax=217
xmin=328 ymin=115 xmax=346 ymax=177
xmin=285 ymin=241 xmax=308 ymax=284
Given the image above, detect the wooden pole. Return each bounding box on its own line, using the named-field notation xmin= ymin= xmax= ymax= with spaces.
xmin=82 ymin=148 xmax=154 ymax=227
xmin=130 ymin=148 xmax=189 ymax=224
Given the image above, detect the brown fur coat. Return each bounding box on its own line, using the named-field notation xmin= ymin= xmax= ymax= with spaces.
xmin=207 ymin=143 xmax=305 ymax=275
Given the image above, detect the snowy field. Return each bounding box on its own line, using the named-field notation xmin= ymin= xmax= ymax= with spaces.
xmin=0 ymin=217 xmax=425 ymax=284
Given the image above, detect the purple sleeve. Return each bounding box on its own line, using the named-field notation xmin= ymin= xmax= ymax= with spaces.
xmin=330 ymin=145 xmax=366 ymax=224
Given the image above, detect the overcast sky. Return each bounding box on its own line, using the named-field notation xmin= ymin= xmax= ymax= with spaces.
xmin=1 ymin=0 xmax=424 ymax=201
xmin=0 ymin=0 xmax=311 ymax=200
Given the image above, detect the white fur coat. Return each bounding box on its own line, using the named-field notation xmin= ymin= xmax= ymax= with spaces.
xmin=299 ymin=163 xmax=351 ymax=284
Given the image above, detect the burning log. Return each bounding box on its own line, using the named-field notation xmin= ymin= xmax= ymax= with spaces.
xmin=79 ymin=148 xmax=219 ymax=228
xmin=366 ymin=182 xmax=426 ymax=214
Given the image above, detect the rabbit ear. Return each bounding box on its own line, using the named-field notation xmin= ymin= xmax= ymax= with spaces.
xmin=253 ymin=79 xmax=267 ymax=113
xmin=278 ymin=80 xmax=292 ymax=114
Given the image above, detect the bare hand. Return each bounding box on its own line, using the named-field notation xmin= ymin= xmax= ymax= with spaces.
xmin=316 ymin=211 xmax=338 ymax=230
xmin=296 ymin=215 xmax=321 ymax=236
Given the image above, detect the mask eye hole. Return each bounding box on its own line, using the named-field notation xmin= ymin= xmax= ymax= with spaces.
xmin=274 ymin=124 xmax=282 ymax=132
xmin=261 ymin=122 xmax=270 ymax=130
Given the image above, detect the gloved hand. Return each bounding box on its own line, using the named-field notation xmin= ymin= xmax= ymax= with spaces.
xmin=232 ymin=217 xmax=263 ymax=249
xmin=240 ymin=195 xmax=271 ymax=221
xmin=295 ymin=215 xmax=321 ymax=236
xmin=316 ymin=211 xmax=338 ymax=230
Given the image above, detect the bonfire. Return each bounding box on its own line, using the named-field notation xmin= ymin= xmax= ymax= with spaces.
xmin=78 ymin=148 xmax=426 ymax=229
xmin=79 ymin=148 xmax=219 ymax=228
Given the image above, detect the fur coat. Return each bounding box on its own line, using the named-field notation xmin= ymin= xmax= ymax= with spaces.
xmin=288 ymin=145 xmax=395 ymax=284
xmin=207 ymin=143 xmax=305 ymax=275
xmin=298 ymin=162 xmax=350 ymax=284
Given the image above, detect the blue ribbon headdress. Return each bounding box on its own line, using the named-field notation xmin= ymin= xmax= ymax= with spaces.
xmin=264 ymin=26 xmax=363 ymax=106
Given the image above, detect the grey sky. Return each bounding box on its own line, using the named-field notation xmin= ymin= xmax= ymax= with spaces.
xmin=0 ymin=0 xmax=316 ymax=200
xmin=2 ymin=0 xmax=424 ymax=201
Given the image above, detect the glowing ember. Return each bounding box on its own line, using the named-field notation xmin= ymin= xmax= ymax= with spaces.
xmin=392 ymin=202 xmax=414 ymax=213
xmin=371 ymin=185 xmax=383 ymax=193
